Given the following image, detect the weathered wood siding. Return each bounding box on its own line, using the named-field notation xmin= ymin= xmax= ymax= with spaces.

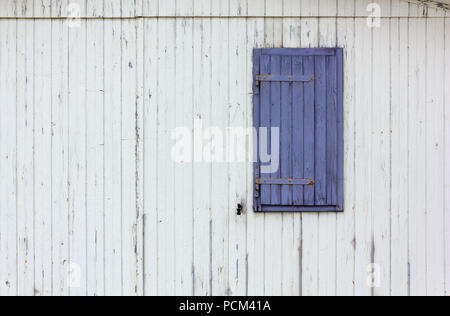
xmin=0 ymin=0 xmax=449 ymax=296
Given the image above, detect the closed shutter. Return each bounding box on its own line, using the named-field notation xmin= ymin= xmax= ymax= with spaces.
xmin=253 ymin=48 xmax=343 ymax=212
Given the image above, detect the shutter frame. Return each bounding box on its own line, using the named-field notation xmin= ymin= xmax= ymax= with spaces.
xmin=253 ymin=48 xmax=344 ymax=212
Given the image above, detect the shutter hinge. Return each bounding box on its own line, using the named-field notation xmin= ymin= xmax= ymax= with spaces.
xmin=256 ymin=178 xmax=315 ymax=186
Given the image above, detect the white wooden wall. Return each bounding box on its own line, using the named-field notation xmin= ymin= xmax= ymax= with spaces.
xmin=0 ymin=0 xmax=449 ymax=296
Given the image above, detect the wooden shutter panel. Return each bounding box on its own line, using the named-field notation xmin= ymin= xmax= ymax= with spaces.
xmin=253 ymin=48 xmax=343 ymax=212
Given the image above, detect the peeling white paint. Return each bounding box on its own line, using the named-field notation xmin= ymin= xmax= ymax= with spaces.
xmin=0 ymin=0 xmax=449 ymax=296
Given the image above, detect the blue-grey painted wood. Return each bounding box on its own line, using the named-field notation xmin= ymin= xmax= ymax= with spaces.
xmin=261 ymin=48 xmax=337 ymax=56
xmin=253 ymin=49 xmax=261 ymax=212
xmin=336 ymin=48 xmax=344 ymax=211
xmin=270 ymin=55 xmax=282 ymax=205
xmin=327 ymin=54 xmax=338 ymax=206
xmin=303 ymin=56 xmax=316 ymax=206
xmin=260 ymin=54 xmax=271 ymax=207
xmin=260 ymin=205 xmax=342 ymax=212
xmin=254 ymin=48 xmax=344 ymax=212
xmin=256 ymin=74 xmax=313 ymax=82
xmin=292 ymin=56 xmax=304 ymax=205
xmin=256 ymin=178 xmax=314 ymax=185
xmin=315 ymin=56 xmax=327 ymax=206
xmin=281 ymin=56 xmax=293 ymax=204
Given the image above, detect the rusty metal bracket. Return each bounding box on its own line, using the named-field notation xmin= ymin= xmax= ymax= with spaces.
xmin=255 ymin=74 xmax=314 ymax=86
xmin=256 ymin=178 xmax=315 ymax=186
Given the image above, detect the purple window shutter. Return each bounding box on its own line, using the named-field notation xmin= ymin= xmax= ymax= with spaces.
xmin=253 ymin=48 xmax=344 ymax=212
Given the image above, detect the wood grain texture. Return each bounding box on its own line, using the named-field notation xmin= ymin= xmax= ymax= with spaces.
xmin=192 ymin=17 xmax=211 ymax=296
xmin=408 ymin=10 xmax=428 ymax=296
xmin=4 ymin=0 xmax=449 ymax=17
xmin=0 ymin=0 xmax=449 ymax=296
xmin=390 ymin=13 xmax=410 ymax=296
xmin=0 ymin=19 xmax=17 ymax=296
xmin=336 ymin=13 xmax=356 ymax=297
xmin=17 ymin=17 xmax=35 ymax=296
xmin=445 ymin=11 xmax=450 ymax=296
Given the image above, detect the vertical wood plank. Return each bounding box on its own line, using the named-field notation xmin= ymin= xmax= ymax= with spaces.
xmin=425 ymin=8 xmax=446 ymax=296
xmin=337 ymin=0 xmax=355 ymax=17
xmin=86 ymin=0 xmax=105 ymax=296
xmin=300 ymin=0 xmax=319 ymax=17
xmin=68 ymin=0 xmax=87 ymax=295
xmin=280 ymin=61 xmax=293 ymax=219
xmin=121 ymin=4 xmax=139 ymax=296
xmin=192 ymin=16 xmax=211 ymax=296
xmin=281 ymin=17 xmax=301 ymax=296
xmin=34 ymin=17 xmax=53 ymax=296
xmin=408 ymin=14 xmax=427 ymax=296
xmin=283 ymin=0 xmax=300 ymax=16
xmin=230 ymin=0 xmax=246 ymax=16
xmin=16 ymin=0 xmax=33 ymax=17
xmin=269 ymin=55 xmax=281 ymax=205
xmin=291 ymin=56 xmax=304 ymax=206
xmin=0 ymin=0 xmax=17 ymax=17
xmin=314 ymin=52 xmax=328 ymax=206
xmin=260 ymin=54 xmax=271 ymax=207
xmin=319 ymin=0 xmax=337 ymax=16
xmin=51 ymin=17 xmax=70 ymax=297
xmin=211 ymin=0 xmax=230 ymax=16
xmin=52 ymin=0 xmax=67 ymax=18
xmin=228 ymin=16 xmax=248 ymax=296
xmin=17 ymin=15 xmax=35 ymax=297
xmin=372 ymin=11 xmax=391 ymax=297
xmin=317 ymin=13 xmax=337 ymax=297
xmin=177 ymin=0 xmax=194 ymax=16
xmin=0 ymin=19 xmax=17 ymax=296
xmin=263 ymin=14 xmax=283 ymax=296
xmin=135 ymin=0 xmax=144 ymax=17
xmin=104 ymin=0 xmax=122 ymax=17
xmin=157 ymin=17 xmax=176 ymax=296
xmin=143 ymin=0 xmax=158 ymax=16
xmin=104 ymin=11 xmax=122 ymax=296
xmin=247 ymin=0 xmax=264 ymax=16
xmin=193 ymin=0 xmax=212 ymax=16
xmin=121 ymin=0 xmax=136 ymax=17
xmin=390 ymin=14 xmax=410 ymax=296
xmin=445 ymin=12 xmax=450 ymax=297
xmin=354 ymin=17 xmax=373 ymax=296
xmin=266 ymin=0 xmax=283 ymax=16
xmin=175 ymin=17 xmax=194 ymax=295
xmin=159 ymin=0 xmax=176 ymax=16
xmin=391 ymin=0 xmax=409 ymax=17
xmin=246 ymin=17 xmax=265 ymax=296
xmin=355 ymin=0 xmax=373 ymax=17
xmin=324 ymin=12 xmax=338 ymax=208
xmin=86 ymin=0 xmax=103 ymax=17
xmin=377 ymin=0 xmax=392 ymax=17
xmin=336 ymin=11 xmax=356 ymax=296
xmin=143 ymin=17 xmax=159 ymax=296
xmin=300 ymin=9 xmax=319 ymax=296
xmin=35 ymin=0 xmax=52 ymax=17
xmin=210 ymin=16 xmax=230 ymax=296
xmin=135 ymin=7 xmax=145 ymax=297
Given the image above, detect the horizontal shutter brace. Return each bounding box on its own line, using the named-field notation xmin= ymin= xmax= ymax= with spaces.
xmin=256 ymin=178 xmax=315 ymax=186
xmin=255 ymin=74 xmax=314 ymax=85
